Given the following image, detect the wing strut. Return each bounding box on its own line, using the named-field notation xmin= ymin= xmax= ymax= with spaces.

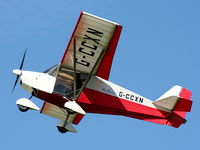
xmin=73 ymin=38 xmax=77 ymax=101
xmin=76 ymin=47 xmax=107 ymax=100
xmin=64 ymin=37 xmax=86 ymax=115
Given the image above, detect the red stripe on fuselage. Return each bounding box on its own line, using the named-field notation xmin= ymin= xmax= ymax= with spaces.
xmin=37 ymin=91 xmax=67 ymax=108
xmin=37 ymin=88 xmax=170 ymax=120
xmin=77 ymin=88 xmax=171 ymax=119
xmin=37 ymin=88 xmax=186 ymax=127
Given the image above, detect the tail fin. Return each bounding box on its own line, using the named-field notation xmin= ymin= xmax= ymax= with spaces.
xmin=153 ymin=85 xmax=192 ymax=128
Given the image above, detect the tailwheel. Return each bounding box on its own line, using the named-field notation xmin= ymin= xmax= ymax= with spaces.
xmin=56 ymin=126 xmax=69 ymax=133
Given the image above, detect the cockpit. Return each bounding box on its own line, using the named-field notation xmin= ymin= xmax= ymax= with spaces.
xmin=44 ymin=65 xmax=85 ymax=98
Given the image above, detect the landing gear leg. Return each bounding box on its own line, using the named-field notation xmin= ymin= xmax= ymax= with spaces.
xmin=56 ymin=108 xmax=77 ymax=133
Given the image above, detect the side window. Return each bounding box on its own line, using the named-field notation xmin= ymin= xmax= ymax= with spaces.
xmin=53 ymin=77 xmax=73 ymax=96
xmin=53 ymin=65 xmax=74 ymax=97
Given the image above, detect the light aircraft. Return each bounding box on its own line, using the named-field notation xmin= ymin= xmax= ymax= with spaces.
xmin=12 ymin=12 xmax=193 ymax=133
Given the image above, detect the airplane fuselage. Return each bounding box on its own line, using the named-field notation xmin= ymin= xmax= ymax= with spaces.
xmin=22 ymin=72 xmax=173 ymax=126
xmin=14 ymin=69 xmax=189 ymax=128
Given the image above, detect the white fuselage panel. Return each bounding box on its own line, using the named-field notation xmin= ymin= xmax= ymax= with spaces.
xmin=86 ymin=76 xmax=156 ymax=108
xmin=20 ymin=71 xmax=56 ymax=94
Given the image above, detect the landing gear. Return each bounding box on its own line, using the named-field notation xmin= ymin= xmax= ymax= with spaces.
xmin=17 ymin=104 xmax=29 ymax=112
xmin=56 ymin=126 xmax=69 ymax=133
xmin=56 ymin=120 xmax=77 ymax=133
xmin=16 ymin=98 xmax=40 ymax=112
xmin=55 ymin=101 xmax=85 ymax=133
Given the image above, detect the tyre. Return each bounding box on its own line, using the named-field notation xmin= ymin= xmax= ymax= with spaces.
xmin=18 ymin=105 xmax=29 ymax=112
xmin=57 ymin=126 xmax=68 ymax=133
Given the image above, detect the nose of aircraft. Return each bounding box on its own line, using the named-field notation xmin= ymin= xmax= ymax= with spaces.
xmin=13 ymin=69 xmax=22 ymax=76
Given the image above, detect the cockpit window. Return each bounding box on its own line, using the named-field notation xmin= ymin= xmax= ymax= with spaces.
xmin=45 ymin=64 xmax=86 ymax=99
xmin=44 ymin=65 xmax=58 ymax=76
xmin=53 ymin=65 xmax=74 ymax=97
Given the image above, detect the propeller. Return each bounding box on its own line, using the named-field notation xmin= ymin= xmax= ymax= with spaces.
xmin=12 ymin=49 xmax=27 ymax=93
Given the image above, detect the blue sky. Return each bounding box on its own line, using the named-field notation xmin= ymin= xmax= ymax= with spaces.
xmin=1 ymin=0 xmax=199 ymax=149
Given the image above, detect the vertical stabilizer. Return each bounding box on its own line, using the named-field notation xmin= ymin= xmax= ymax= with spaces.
xmin=153 ymin=86 xmax=192 ymax=128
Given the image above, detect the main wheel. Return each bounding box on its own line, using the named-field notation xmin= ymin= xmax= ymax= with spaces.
xmin=57 ymin=126 xmax=69 ymax=133
xmin=18 ymin=105 xmax=29 ymax=112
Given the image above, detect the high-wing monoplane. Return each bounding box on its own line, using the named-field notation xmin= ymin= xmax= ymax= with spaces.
xmin=12 ymin=12 xmax=193 ymax=133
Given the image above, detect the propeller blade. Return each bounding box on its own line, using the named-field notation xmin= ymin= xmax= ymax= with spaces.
xmin=12 ymin=49 xmax=27 ymax=93
xmin=20 ymin=49 xmax=27 ymax=70
xmin=12 ymin=75 xmax=20 ymax=93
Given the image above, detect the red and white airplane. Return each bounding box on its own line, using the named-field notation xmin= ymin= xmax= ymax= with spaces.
xmin=12 ymin=12 xmax=193 ymax=133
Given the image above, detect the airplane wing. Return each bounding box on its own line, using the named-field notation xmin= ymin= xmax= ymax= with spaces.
xmin=61 ymin=11 xmax=122 ymax=80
